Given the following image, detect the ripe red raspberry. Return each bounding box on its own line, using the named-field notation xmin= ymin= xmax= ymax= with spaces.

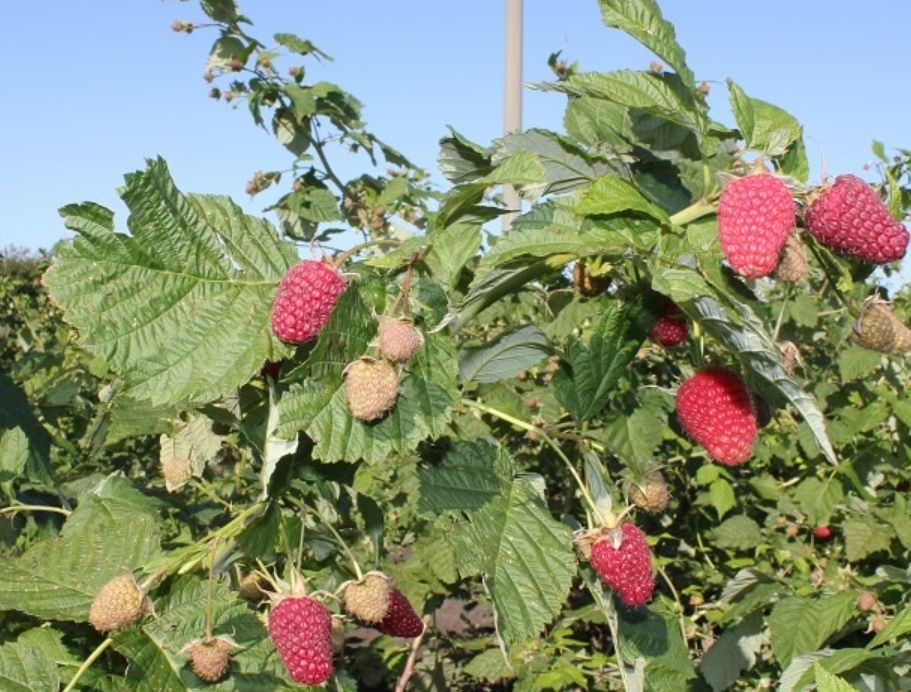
xmin=813 ymin=525 xmax=832 ymax=541
xmin=675 ymin=367 xmax=757 ymax=466
xmin=375 ymin=588 xmax=423 ymax=638
xmin=650 ymin=302 xmax=688 ymax=347
xmin=590 ymin=523 xmax=655 ymax=608
xmin=270 ymin=260 xmax=346 ymax=344
xmin=805 ymin=175 xmax=909 ymax=263
xmin=717 ymin=173 xmax=796 ymax=278
xmin=267 ymin=596 xmax=333 ymax=685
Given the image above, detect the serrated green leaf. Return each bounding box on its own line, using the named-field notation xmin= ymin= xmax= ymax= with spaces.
xmin=464 ymin=649 xmax=513 ymax=682
xmin=492 ymin=129 xmax=616 ymax=199
xmin=206 ymin=35 xmax=246 ymax=71
xmin=159 ymin=413 xmax=226 ymax=491
xmin=106 ymin=394 xmax=176 ymax=445
xmin=564 ymin=97 xmax=632 ymax=152
xmin=280 ymin=333 xmax=458 ymax=464
xmin=709 ymin=478 xmax=736 ymax=520
xmin=617 ymin=605 xmax=696 ymax=687
xmin=843 ymin=516 xmax=893 ymax=562
xmin=602 ymin=405 xmax=665 ymax=465
xmin=201 ymin=0 xmax=241 ymax=24
xmin=454 ymin=263 xmax=550 ymax=329
xmin=482 ymin=150 xmax=545 ymax=186
xmin=699 ymin=612 xmax=764 ymax=692
xmin=792 ymin=477 xmax=843 ymax=526
xmin=837 ymin=346 xmax=882 ymax=381
xmin=425 ymin=222 xmax=481 ymax=292
xmin=710 ymin=515 xmax=762 ymax=551
xmin=0 ymin=637 xmax=59 ymax=692
xmin=555 ymin=296 xmax=655 ymax=422
xmin=727 ymin=79 xmax=803 ymax=157
xmin=576 ymin=175 xmax=670 ymax=224
xmin=438 ymin=127 xmax=492 ymax=183
xmin=867 ymin=605 xmax=911 ymax=649
xmin=552 ymin=70 xmax=704 ymax=137
xmin=419 ymin=440 xmax=514 ymax=514
xmin=44 ymin=158 xmax=298 ymax=407
xmin=0 ymin=477 xmax=161 ymax=621
xmin=813 ymin=663 xmax=861 ymax=692
xmin=598 ymin=0 xmax=695 ymax=90
xmin=0 ymin=375 xmax=53 ymax=486
xmin=459 ymin=325 xmax=551 ymax=384
xmin=768 ymin=592 xmax=858 ymax=667
xmin=274 ymin=33 xmax=330 ymax=59
xmin=448 ymin=469 xmax=575 ymax=645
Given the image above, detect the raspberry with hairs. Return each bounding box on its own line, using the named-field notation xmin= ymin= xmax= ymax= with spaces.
xmin=675 ymin=367 xmax=757 ymax=466
xmin=851 ymin=296 xmax=911 ymax=354
xmin=186 ymin=637 xmax=234 ymax=683
xmin=268 ymin=596 xmax=333 ymax=686
xmin=805 ymin=174 xmax=909 ymax=264
xmin=88 ymin=573 xmax=151 ymax=633
xmin=718 ymin=173 xmax=796 ymax=278
xmin=377 ymin=317 xmax=424 ymax=363
xmin=650 ymin=302 xmax=688 ymax=347
xmin=590 ymin=523 xmax=655 ymax=608
xmin=375 ymin=588 xmax=423 ymax=638
xmin=343 ymin=573 xmax=392 ymax=624
xmin=344 ymin=357 xmax=399 ymax=422
xmin=629 ymin=471 xmax=670 ymax=513
xmin=270 ymin=260 xmax=346 ymax=344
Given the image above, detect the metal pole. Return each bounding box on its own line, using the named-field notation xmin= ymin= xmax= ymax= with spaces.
xmin=502 ymin=0 xmax=522 ymax=232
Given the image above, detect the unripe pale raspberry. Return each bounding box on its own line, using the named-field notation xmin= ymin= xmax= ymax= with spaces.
xmin=773 ymin=233 xmax=809 ymax=283
xmin=675 ymin=367 xmax=757 ymax=466
xmin=160 ymin=455 xmax=192 ymax=492
xmin=268 ymin=596 xmax=333 ymax=686
xmin=590 ymin=524 xmax=655 ymax=608
xmin=572 ymin=260 xmax=611 ymax=296
xmin=375 ymin=588 xmax=423 ymax=637
xmin=187 ymin=637 xmax=234 ymax=683
xmin=629 ymin=471 xmax=669 ymax=513
xmin=851 ymin=297 xmax=911 ymax=354
xmin=718 ymin=173 xmax=796 ymax=278
xmin=650 ymin=302 xmax=688 ymax=348
xmin=343 ymin=357 xmax=399 ymax=422
xmin=270 ymin=260 xmax=346 ymax=344
xmin=377 ymin=317 xmax=424 ymax=363
xmin=343 ymin=573 xmax=392 ymax=624
xmin=805 ymin=174 xmax=909 ymax=263
xmin=88 ymin=573 xmax=151 ymax=633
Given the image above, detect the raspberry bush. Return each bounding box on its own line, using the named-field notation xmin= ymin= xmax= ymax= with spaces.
xmin=2 ymin=0 xmax=911 ymax=689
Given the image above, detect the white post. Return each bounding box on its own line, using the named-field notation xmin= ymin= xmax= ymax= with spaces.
xmin=502 ymin=0 xmax=523 ymax=232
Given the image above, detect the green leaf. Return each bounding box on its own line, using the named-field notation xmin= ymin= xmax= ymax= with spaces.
xmin=564 ymin=97 xmax=632 ymax=152
xmin=617 ymin=605 xmax=696 ymax=687
xmin=260 ymin=385 xmax=298 ymax=499
xmin=0 ymin=375 xmax=53 ymax=486
xmin=44 ymin=158 xmax=298 ymax=407
xmin=478 ymin=200 xmax=627 ymax=271
xmin=459 ymin=325 xmax=552 ymax=384
xmin=0 ymin=427 xmax=28 ymax=499
xmin=598 ymin=0 xmax=695 ymax=89
xmin=448 ymin=472 xmax=575 ymax=645
xmin=710 ymin=515 xmax=762 ymax=551
xmin=709 ymin=478 xmax=736 ymax=520
xmin=843 ymin=516 xmax=893 ymax=562
xmin=0 ymin=477 xmax=161 ymax=621
xmin=602 ymin=404 xmax=666 ymax=465
xmin=437 ymin=127 xmax=492 ymax=183
xmin=454 ymin=263 xmax=552 ymax=329
xmin=699 ymin=612 xmax=764 ymax=692
xmin=0 ymin=636 xmax=59 ymax=692
xmin=425 ymin=222 xmax=481 ymax=292
xmin=206 ymin=35 xmax=247 ymax=71
xmin=491 ymin=129 xmax=616 ymax=198
xmin=419 ymin=440 xmax=515 ymax=514
xmin=280 ymin=333 xmax=458 ymax=464
xmin=813 ymin=664 xmax=861 ymax=692
xmin=555 ymin=296 xmax=655 ymax=422
xmin=727 ymin=79 xmax=803 ymax=157
xmin=158 ymin=413 xmax=226 ymax=491
xmin=768 ymin=592 xmax=858 ymax=667
xmin=792 ymin=477 xmax=843 ymax=526
xmin=576 ymin=175 xmax=671 ymax=223
xmin=837 ymin=346 xmax=882 ymax=381
xmin=201 ymin=0 xmax=241 ymax=24
xmin=274 ymin=32 xmax=331 ymax=60
xmin=552 ymin=70 xmax=704 ymax=137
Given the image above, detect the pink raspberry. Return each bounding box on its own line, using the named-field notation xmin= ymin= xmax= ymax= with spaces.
xmin=270 ymin=260 xmax=346 ymax=343
xmin=650 ymin=302 xmax=688 ymax=348
xmin=267 ymin=596 xmax=333 ymax=685
xmin=590 ymin=524 xmax=655 ymax=607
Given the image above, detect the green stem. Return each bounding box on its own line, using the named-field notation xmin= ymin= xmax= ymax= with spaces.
xmin=462 ymin=399 xmax=600 ymax=516
xmin=334 ymin=238 xmax=400 ymax=267
xmin=293 ymin=500 xmax=364 ymax=580
xmin=601 ymin=594 xmax=633 ymax=691
xmin=668 ymin=200 xmax=716 ymax=227
xmin=0 ymin=504 xmax=70 ymax=517
xmin=62 ymin=637 xmax=112 ymax=692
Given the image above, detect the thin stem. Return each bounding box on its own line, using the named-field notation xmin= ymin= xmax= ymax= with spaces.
xmin=293 ymin=500 xmax=363 ymax=580
xmin=393 ymin=616 xmax=429 ymax=692
xmin=772 ymin=286 xmax=791 ymax=342
xmin=601 ymin=595 xmax=633 ymax=692
xmin=310 ymin=122 xmax=348 ymax=195
xmin=656 ymin=564 xmax=688 ymax=646
xmin=204 ymin=539 xmax=219 ymax=640
xmin=62 ymin=637 xmax=112 ymax=692
xmin=462 ymin=399 xmax=600 ymax=517
xmin=669 ymin=200 xmax=716 ymax=227
xmin=0 ymin=504 xmax=70 ymax=517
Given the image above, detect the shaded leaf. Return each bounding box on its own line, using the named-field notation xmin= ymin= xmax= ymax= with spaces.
xmin=768 ymin=592 xmax=858 ymax=667
xmin=459 ymin=325 xmax=552 ymax=384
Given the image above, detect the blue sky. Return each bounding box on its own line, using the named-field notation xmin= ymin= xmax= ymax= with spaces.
xmin=3 ymin=1 xmax=911 ymax=252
